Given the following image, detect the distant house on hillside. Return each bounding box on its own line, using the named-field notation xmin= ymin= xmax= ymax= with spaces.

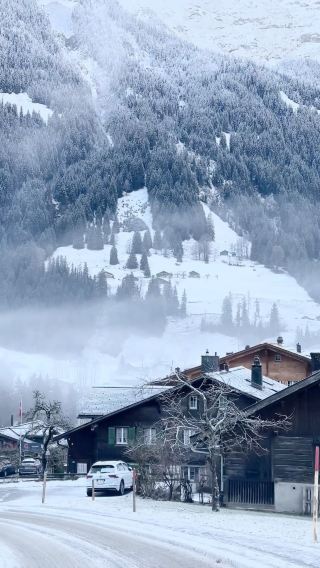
xmin=156 ymin=271 xmax=172 ymax=279
xmin=189 ymin=271 xmax=200 ymax=278
xmin=220 ymin=250 xmax=229 ymax=256
xmin=104 ymin=272 xmax=115 ymax=279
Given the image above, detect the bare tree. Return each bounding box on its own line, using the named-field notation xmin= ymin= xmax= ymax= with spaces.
xmin=161 ymin=371 xmax=290 ymax=512
xmin=25 ymin=391 xmax=70 ymax=477
xmin=126 ymin=429 xmax=189 ymax=501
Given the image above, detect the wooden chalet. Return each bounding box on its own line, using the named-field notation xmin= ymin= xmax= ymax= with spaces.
xmin=224 ymin=369 xmax=320 ymax=514
xmin=155 ymin=340 xmax=314 ymax=387
xmin=55 ymin=360 xmax=284 ymax=486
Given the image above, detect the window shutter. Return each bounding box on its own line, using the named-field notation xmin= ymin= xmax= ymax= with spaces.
xmin=128 ymin=427 xmax=136 ymax=443
xmin=108 ymin=427 xmax=116 ymax=445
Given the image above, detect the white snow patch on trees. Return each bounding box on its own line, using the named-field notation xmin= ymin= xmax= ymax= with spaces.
xmin=38 ymin=0 xmax=77 ymax=38
xmin=0 ymin=93 xmax=53 ymax=124
xmin=279 ymin=91 xmax=300 ymax=113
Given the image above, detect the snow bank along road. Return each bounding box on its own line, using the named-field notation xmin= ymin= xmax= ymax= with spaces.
xmin=0 ymin=480 xmax=319 ymax=567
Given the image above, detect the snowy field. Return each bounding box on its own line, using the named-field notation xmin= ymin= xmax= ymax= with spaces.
xmin=0 ymin=479 xmax=319 ymax=567
xmin=0 ymin=93 xmax=53 ymax=124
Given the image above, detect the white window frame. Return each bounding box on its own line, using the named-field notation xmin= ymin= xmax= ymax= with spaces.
xmin=183 ymin=428 xmax=196 ymax=446
xmin=189 ymin=395 xmax=198 ymax=410
xmin=116 ymin=427 xmax=128 ymax=445
xmin=143 ymin=427 xmax=156 ymax=445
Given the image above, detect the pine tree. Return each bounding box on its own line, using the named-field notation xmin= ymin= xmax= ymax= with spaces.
xmin=87 ymin=226 xmax=104 ymax=251
xmin=144 ymin=263 xmax=151 ymax=278
xmin=143 ymin=230 xmax=152 ymax=252
xmin=116 ymin=274 xmax=140 ymax=300
xmin=72 ymin=227 xmax=84 ymax=250
xmin=206 ymin=214 xmax=215 ymax=241
xmin=126 ymin=253 xmax=138 ymax=270
xmin=96 ymin=270 xmax=108 ymax=297
xmin=109 ymin=233 xmax=116 ymax=246
xmin=132 ymin=231 xmax=143 ymax=254
xmin=180 ymin=289 xmax=187 ymax=318
xmin=103 ymin=217 xmax=111 ymax=243
xmin=110 ymin=245 xmax=119 ymax=265
xmin=220 ymin=295 xmax=233 ymax=331
xmin=241 ymin=299 xmax=250 ymax=329
xmin=140 ymin=251 xmax=149 ymax=272
xmin=173 ymin=237 xmax=184 ymax=262
xmin=269 ymin=303 xmax=280 ymax=334
xmin=146 ymin=277 xmax=161 ymax=299
xmin=153 ymin=230 xmax=163 ymax=251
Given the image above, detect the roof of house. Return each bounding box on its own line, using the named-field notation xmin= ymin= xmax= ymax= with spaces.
xmin=206 ymin=366 xmax=286 ymax=401
xmin=247 ymin=370 xmax=320 ymax=415
xmin=219 ymin=342 xmax=311 ymax=364
xmin=78 ymin=386 xmax=171 ymax=419
xmin=0 ymin=427 xmax=35 ymax=445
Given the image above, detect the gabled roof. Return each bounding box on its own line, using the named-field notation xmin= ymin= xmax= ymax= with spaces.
xmin=247 ymin=370 xmax=320 ymax=415
xmin=0 ymin=427 xmax=35 ymax=445
xmin=78 ymin=386 xmax=171 ymax=419
xmin=207 ymin=366 xmax=285 ymax=401
xmin=220 ymin=342 xmax=311 ymax=364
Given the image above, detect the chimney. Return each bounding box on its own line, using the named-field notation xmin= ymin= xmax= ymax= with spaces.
xmin=296 ymin=342 xmax=302 ymax=354
xmin=10 ymin=414 xmax=14 ymax=426
xmin=251 ymin=356 xmax=263 ymax=389
xmin=310 ymin=353 xmax=320 ymax=372
xmin=277 ymin=336 xmax=284 ymax=345
xmin=201 ymin=350 xmax=219 ymax=373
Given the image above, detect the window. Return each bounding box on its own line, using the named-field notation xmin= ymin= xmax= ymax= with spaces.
xmin=77 ymin=463 xmax=87 ymax=474
xmin=143 ymin=428 xmax=156 ymax=445
xmin=189 ymin=395 xmax=198 ymax=410
xmin=183 ymin=428 xmax=196 ymax=446
xmin=274 ymin=354 xmax=281 ymax=362
xmin=116 ymin=427 xmax=128 ymax=445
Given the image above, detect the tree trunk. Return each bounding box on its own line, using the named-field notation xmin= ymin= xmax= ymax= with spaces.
xmin=210 ymin=456 xmax=220 ymax=512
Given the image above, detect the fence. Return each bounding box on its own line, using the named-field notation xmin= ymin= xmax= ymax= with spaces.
xmin=227 ymin=479 xmax=274 ymax=506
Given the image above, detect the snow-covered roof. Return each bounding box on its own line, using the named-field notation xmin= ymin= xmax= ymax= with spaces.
xmin=207 ymin=366 xmax=286 ymax=401
xmin=78 ymin=386 xmax=171 ymax=418
xmin=0 ymin=427 xmax=35 ymax=445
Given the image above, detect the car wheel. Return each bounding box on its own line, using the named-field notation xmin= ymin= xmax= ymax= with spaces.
xmin=118 ymin=480 xmax=125 ymax=496
xmin=86 ymin=489 xmax=92 ymax=497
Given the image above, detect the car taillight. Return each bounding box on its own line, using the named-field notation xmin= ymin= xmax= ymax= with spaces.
xmin=108 ymin=474 xmax=119 ymax=478
xmin=87 ymin=474 xmax=93 ymax=479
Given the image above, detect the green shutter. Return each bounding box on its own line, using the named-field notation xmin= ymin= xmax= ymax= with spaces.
xmin=128 ymin=427 xmax=136 ymax=443
xmin=108 ymin=427 xmax=116 ymax=445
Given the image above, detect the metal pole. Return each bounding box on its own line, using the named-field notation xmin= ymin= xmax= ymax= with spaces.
xmin=42 ymin=471 xmax=47 ymax=504
xmin=132 ymin=469 xmax=136 ymax=513
xmin=92 ymin=478 xmax=95 ymax=501
xmin=313 ymin=446 xmax=319 ymax=543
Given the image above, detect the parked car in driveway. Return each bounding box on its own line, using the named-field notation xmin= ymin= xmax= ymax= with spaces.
xmin=0 ymin=463 xmax=16 ymax=477
xmin=86 ymin=461 xmax=133 ymax=496
xmin=19 ymin=458 xmax=41 ymax=477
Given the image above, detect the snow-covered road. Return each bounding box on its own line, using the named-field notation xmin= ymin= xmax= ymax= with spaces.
xmin=0 ymin=480 xmax=319 ymax=567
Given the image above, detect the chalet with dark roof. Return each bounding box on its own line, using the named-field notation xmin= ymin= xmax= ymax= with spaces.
xmin=224 ymin=369 xmax=320 ymax=514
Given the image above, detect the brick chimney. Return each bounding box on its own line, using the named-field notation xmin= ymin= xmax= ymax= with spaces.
xmin=277 ymin=336 xmax=284 ymax=345
xmin=296 ymin=342 xmax=302 ymax=354
xmin=251 ymin=356 xmax=263 ymax=390
xmin=201 ymin=350 xmax=219 ymax=373
xmin=310 ymin=353 xmax=320 ymax=372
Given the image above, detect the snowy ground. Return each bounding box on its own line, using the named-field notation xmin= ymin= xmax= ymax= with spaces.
xmin=0 ymin=93 xmax=53 ymax=124
xmin=0 ymin=479 xmax=319 ymax=567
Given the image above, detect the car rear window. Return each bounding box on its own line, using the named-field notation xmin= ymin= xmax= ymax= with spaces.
xmin=91 ymin=465 xmax=114 ymax=473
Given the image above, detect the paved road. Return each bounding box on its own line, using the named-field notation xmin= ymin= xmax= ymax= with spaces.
xmin=0 ymin=511 xmax=216 ymax=568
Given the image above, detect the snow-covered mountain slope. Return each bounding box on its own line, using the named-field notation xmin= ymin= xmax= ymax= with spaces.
xmin=22 ymin=188 xmax=315 ymax=387
xmin=0 ymin=92 xmax=53 ymax=123
xmin=118 ymin=0 xmax=320 ymax=65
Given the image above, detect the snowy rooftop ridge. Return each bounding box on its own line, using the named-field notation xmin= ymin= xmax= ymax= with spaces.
xmin=78 ymin=385 xmax=170 ymax=418
xmin=207 ymin=366 xmax=286 ymax=401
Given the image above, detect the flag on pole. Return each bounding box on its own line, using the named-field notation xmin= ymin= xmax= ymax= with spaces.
xmin=19 ymin=399 xmax=23 ymax=424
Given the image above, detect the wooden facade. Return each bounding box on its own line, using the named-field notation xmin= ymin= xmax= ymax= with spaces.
xmin=220 ymin=344 xmax=312 ymax=385
xmin=224 ymin=372 xmax=320 ymax=512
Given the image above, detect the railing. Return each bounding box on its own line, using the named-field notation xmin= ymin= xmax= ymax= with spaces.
xmin=227 ymin=479 xmax=274 ymax=506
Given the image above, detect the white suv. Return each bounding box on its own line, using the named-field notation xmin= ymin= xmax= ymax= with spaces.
xmin=86 ymin=461 xmax=133 ymax=496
